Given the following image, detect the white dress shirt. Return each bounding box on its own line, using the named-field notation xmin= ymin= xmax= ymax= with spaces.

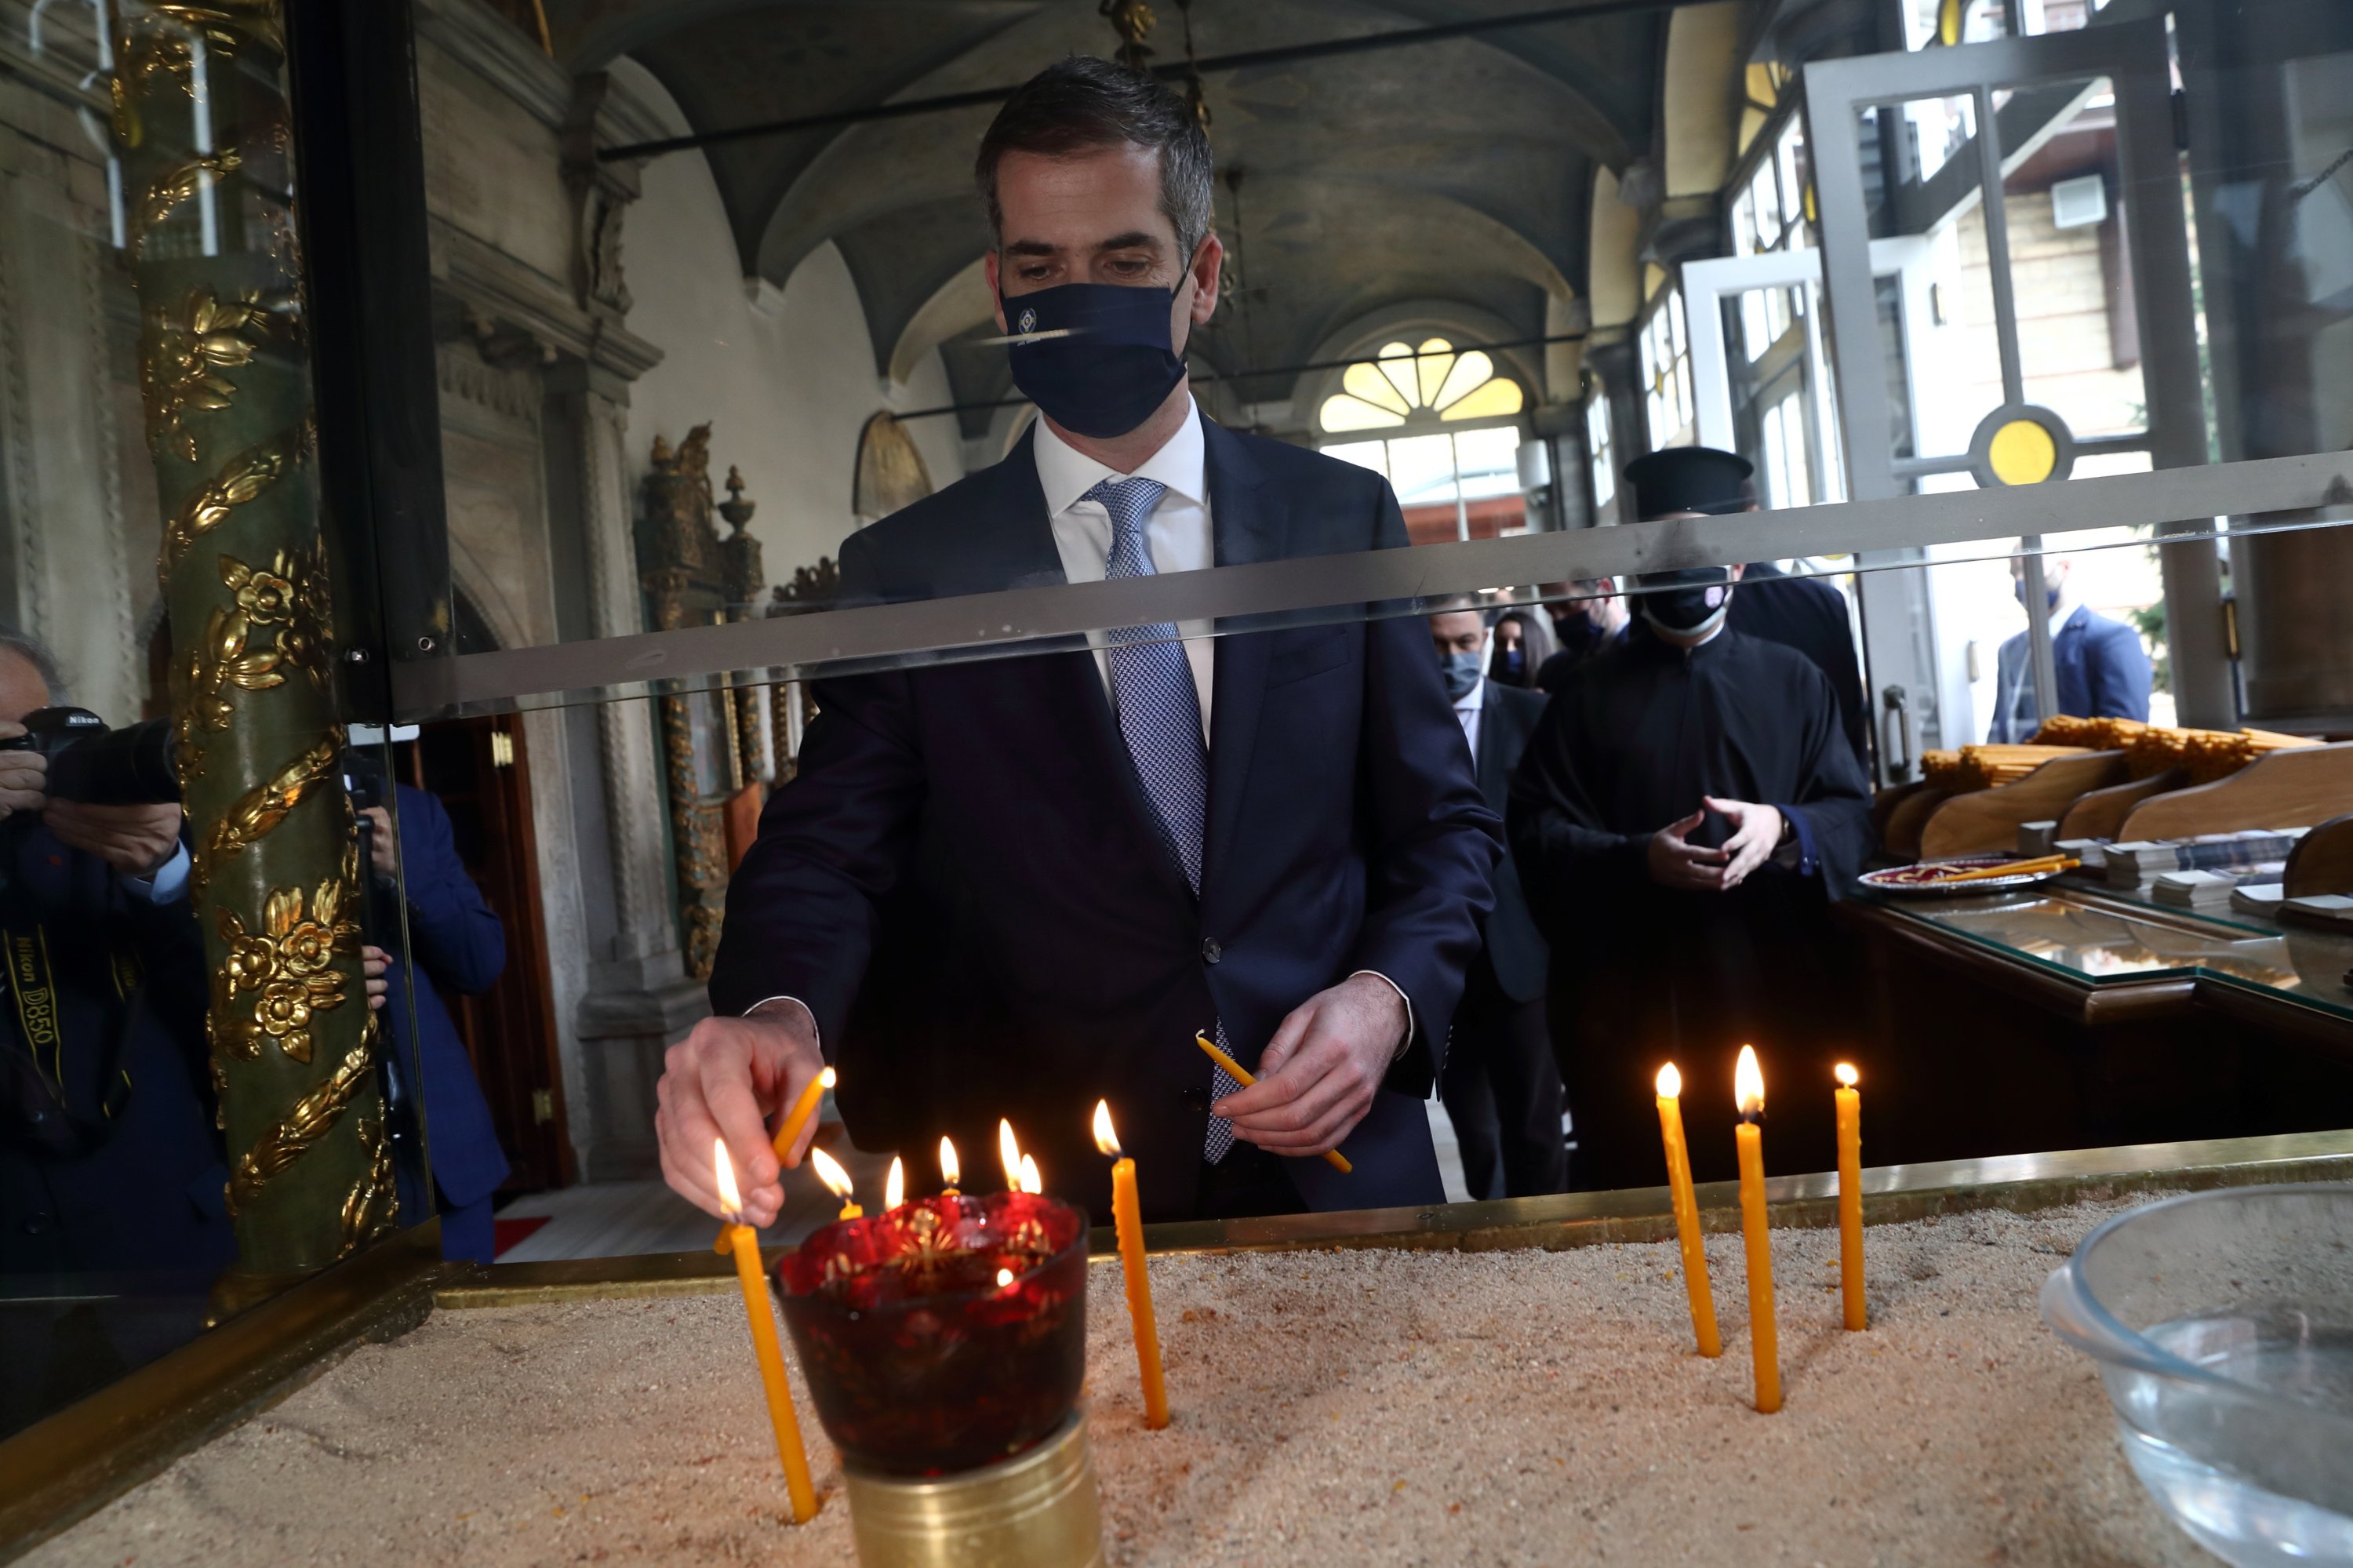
xmin=1032 ymin=400 xmax=1216 ymax=744
xmin=1451 ymin=671 xmax=1486 ymax=761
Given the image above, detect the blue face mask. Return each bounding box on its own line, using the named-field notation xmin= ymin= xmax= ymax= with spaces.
xmin=1440 ymin=649 xmax=1484 ymax=700
xmin=2013 ymin=578 xmax=2061 ymax=611
xmin=1002 ymin=281 xmax=1187 ymax=439
xmin=1491 ymin=644 xmax=1526 ymax=680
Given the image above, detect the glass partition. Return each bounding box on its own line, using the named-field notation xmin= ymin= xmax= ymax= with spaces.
xmin=0 ymin=0 xmax=2349 ymax=1433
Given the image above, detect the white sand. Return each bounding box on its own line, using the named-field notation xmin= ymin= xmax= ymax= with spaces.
xmin=27 ymin=1199 xmax=2216 ymax=1567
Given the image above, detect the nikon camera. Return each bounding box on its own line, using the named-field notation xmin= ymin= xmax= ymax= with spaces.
xmin=0 ymin=708 xmax=180 ymax=805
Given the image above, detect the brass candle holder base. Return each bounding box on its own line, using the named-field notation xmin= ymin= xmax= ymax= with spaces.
xmin=841 ymin=1410 xmax=1104 ymax=1568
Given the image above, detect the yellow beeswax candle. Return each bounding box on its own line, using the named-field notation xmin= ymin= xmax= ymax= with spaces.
xmin=1835 ymin=1064 xmax=1865 ymax=1331
xmin=1653 ymin=1064 xmax=1721 ymax=1358
xmin=713 ymin=1141 xmax=817 ymax=1523
xmin=1093 ymin=1101 xmax=1169 ymax=1429
xmin=711 ymin=1066 xmax=835 ymax=1253
xmin=1194 ymin=1032 xmax=1352 ymax=1173
xmin=1733 ymin=1046 xmax=1781 ymax=1414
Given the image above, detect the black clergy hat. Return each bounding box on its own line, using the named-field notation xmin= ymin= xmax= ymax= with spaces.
xmin=1623 ymin=446 xmax=1755 ymax=520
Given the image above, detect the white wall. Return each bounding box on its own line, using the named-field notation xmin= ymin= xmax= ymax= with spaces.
xmin=610 ymin=60 xmax=963 ymax=583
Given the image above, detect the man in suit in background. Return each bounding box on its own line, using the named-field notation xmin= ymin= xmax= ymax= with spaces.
xmin=353 ymin=756 xmax=510 ymax=1265
xmin=1428 ymin=608 xmax=1564 ymax=1199
xmin=651 ymin=57 xmax=1498 ymax=1227
xmin=1986 ymin=551 xmax=2154 ymax=740
xmin=1536 ymin=579 xmax=1630 ymax=695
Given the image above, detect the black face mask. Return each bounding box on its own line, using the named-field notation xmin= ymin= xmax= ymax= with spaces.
xmin=1002 ymin=281 xmax=1187 ymax=439
xmin=1636 ymin=568 xmax=1736 ymax=638
xmin=1552 ymin=610 xmax=1607 ymax=660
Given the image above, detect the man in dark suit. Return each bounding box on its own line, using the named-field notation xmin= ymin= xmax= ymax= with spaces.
xmin=355 ymin=770 xmax=509 ymax=1264
xmin=653 ymin=58 xmax=1498 ymax=1226
xmin=1428 ymin=609 xmax=1563 ymax=1199
xmin=1730 ymin=561 xmax=1869 ymax=773
xmin=1986 ymin=552 xmax=2154 ymax=740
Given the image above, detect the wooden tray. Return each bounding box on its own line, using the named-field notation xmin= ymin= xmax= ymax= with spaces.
xmin=2284 ymin=812 xmax=2353 ymax=899
xmin=2057 ymin=768 xmax=2186 ymax=842
xmin=1881 ymin=786 xmax=1952 ymax=859
xmin=1917 ymin=751 xmax=2130 ymax=858
xmin=2118 ymin=741 xmax=2353 ymax=842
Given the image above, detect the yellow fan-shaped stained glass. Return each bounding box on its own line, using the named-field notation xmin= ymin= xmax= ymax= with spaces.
xmin=1377 ymin=343 xmax=1422 ymax=409
xmin=1318 ymin=337 xmax=1524 ymax=435
xmin=1438 ymin=377 xmax=1524 ymax=422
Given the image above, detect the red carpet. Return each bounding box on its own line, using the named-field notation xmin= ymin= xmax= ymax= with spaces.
xmin=493 ymin=1215 xmax=552 ymax=1259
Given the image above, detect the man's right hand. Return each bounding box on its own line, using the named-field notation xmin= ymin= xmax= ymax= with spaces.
xmin=0 ymin=723 xmax=45 ymax=820
xmin=654 ymin=1004 xmax=824 ymax=1228
xmin=1647 ymin=807 xmax=1731 ymax=892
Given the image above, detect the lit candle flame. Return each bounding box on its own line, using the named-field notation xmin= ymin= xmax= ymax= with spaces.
xmin=712 ymin=1137 xmax=744 ymax=1220
xmin=809 ymin=1146 xmax=853 ymax=1202
xmin=1655 ymin=1062 xmax=1682 ymax=1099
xmin=885 ymin=1155 xmax=904 ymax=1211
xmin=998 ymin=1118 xmax=1022 ymax=1190
xmin=1019 ymin=1153 xmax=1042 ymax=1195
xmin=819 ymin=1066 xmax=838 ymax=1090
xmin=1735 ymin=1044 xmax=1766 ymax=1119
xmin=1092 ymin=1100 xmax=1122 ymax=1159
xmin=1835 ymin=1062 xmax=1859 ymax=1088
xmin=995 ymin=1267 xmax=1015 ymax=1289
xmin=939 ymin=1136 xmax=961 ymax=1190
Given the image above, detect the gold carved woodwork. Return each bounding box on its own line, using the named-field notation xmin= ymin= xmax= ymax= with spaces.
xmin=142 ymin=287 xmax=295 ymax=463
xmin=764 ymin=558 xmax=838 ymax=784
xmin=213 ymin=874 xmax=361 ymax=1065
xmin=193 ymin=734 xmax=340 ymax=898
xmin=338 ymin=1107 xmax=398 ymax=1259
xmin=158 ymin=423 xmax=311 ymax=589
xmin=224 ymin=1020 xmax=374 ymax=1218
xmin=641 ymin=427 xmax=765 ymax=979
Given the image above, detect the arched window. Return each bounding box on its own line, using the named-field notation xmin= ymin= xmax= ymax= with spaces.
xmin=1317 ymin=338 xmax=1526 ymax=432
xmin=1316 ymin=337 xmax=1530 ymax=545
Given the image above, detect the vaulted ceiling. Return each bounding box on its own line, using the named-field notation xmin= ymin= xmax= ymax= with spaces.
xmin=544 ymin=0 xmax=1682 ymax=437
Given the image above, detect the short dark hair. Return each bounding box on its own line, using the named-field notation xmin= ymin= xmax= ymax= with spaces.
xmin=976 ymin=56 xmax=1213 ymax=263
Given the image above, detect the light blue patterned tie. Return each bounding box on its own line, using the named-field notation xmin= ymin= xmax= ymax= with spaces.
xmin=1087 ymin=476 xmax=1239 ymax=1161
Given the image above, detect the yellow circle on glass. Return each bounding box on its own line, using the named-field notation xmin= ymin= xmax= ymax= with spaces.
xmin=1986 ymin=418 xmax=2058 ymax=485
xmin=1937 ymin=0 xmax=1962 ymax=45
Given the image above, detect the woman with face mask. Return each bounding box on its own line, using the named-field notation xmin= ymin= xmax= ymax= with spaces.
xmin=1504 ymin=446 xmax=1877 ymax=1192
xmin=1486 ymin=607 xmax=1558 ymax=690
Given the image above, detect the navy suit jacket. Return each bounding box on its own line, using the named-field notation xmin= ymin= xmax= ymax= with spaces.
xmin=711 ymin=420 xmax=1500 ymax=1222
xmin=0 ymin=828 xmax=231 ymax=1275
xmin=381 ymin=784 xmax=509 ymax=1210
xmin=1470 ymin=680 xmax=1548 ymax=1004
xmin=1988 ymin=604 xmax=2154 ymax=740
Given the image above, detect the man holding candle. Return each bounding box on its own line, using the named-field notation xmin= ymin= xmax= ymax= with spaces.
xmin=1507 ymin=448 xmax=1874 ymax=1191
xmin=652 ymin=57 xmax=1499 ymax=1227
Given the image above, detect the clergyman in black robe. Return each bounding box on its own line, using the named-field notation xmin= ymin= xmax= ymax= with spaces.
xmin=1507 ymin=447 xmax=1876 ymax=1191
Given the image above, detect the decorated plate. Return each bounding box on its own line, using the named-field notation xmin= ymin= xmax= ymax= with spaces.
xmin=1860 ymin=856 xmax=2075 ymax=897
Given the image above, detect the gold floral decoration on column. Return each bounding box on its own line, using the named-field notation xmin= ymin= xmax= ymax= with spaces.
xmin=215 ymin=875 xmax=360 ymax=1064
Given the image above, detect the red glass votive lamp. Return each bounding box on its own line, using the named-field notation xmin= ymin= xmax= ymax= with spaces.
xmin=774 ymin=1190 xmax=1088 ymax=1476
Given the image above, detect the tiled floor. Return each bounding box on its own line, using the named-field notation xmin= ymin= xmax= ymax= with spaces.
xmin=493 ymin=1105 xmax=1481 ymax=1264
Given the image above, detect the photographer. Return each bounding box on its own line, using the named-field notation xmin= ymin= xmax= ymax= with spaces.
xmin=348 ymin=747 xmax=509 ymax=1265
xmin=0 ymin=633 xmax=228 ymax=1277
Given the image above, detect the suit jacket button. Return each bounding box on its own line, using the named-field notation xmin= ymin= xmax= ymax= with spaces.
xmin=1179 ymin=1086 xmax=1210 ymax=1111
xmin=1201 ymin=937 xmax=1222 ymax=964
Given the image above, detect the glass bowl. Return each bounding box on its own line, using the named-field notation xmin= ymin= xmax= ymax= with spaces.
xmin=774 ymin=1191 xmax=1088 ymax=1477
xmin=2040 ymin=1184 xmax=2353 ymax=1567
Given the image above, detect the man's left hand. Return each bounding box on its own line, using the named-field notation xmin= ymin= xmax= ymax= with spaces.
xmin=361 ymin=806 xmax=398 ymax=879
xmin=45 ymin=801 xmax=183 ymax=879
xmin=1213 ymin=974 xmax=1406 ymax=1157
xmin=1701 ymin=796 xmax=1784 ymax=890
